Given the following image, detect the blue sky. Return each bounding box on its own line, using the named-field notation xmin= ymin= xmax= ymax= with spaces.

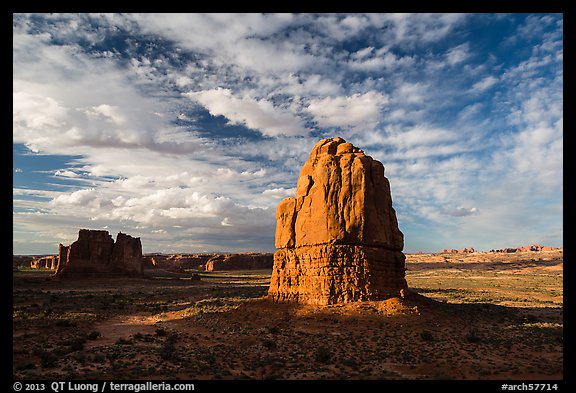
xmin=13 ymin=13 xmax=563 ymax=254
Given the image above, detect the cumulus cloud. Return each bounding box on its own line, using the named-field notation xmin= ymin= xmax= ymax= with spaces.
xmin=306 ymin=92 xmax=389 ymax=131
xmin=444 ymin=207 xmax=478 ymax=217
xmin=12 ymin=13 xmax=563 ymax=254
xmin=445 ymin=43 xmax=470 ymax=65
xmin=471 ymin=75 xmax=498 ymax=92
xmin=186 ymin=88 xmax=307 ymax=137
xmin=262 ymin=188 xmax=296 ymax=199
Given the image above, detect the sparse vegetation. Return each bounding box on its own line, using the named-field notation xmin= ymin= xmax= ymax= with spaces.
xmin=159 ymin=333 xmax=179 ymax=361
xmin=86 ymin=331 xmax=101 ymax=340
xmin=13 ymin=259 xmax=562 ymax=380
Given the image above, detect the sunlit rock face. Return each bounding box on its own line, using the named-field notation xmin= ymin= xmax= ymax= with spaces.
xmin=268 ymin=137 xmax=407 ymax=305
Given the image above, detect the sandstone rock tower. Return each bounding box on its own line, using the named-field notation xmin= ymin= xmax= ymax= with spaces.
xmin=268 ymin=137 xmax=407 ymax=305
xmin=56 ymin=229 xmax=143 ymax=277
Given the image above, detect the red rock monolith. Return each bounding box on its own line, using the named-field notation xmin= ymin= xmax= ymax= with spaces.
xmin=56 ymin=229 xmax=143 ymax=277
xmin=268 ymin=137 xmax=407 ymax=305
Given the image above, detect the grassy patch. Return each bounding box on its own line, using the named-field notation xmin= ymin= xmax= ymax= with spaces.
xmin=406 ymin=269 xmax=562 ymax=308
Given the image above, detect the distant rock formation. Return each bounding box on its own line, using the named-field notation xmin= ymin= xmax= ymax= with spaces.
xmin=489 ymin=245 xmax=561 ymax=253
xmin=141 ymin=252 xmax=273 ymax=272
xmin=441 ymin=248 xmax=475 ymax=254
xmin=13 ymin=255 xmax=34 ymax=269
xmin=143 ymin=254 xmax=216 ymax=270
xmin=56 ymin=244 xmax=69 ymax=274
xmin=268 ymin=137 xmax=407 ymax=305
xmin=55 ymin=229 xmax=143 ymax=278
xmin=205 ymin=253 xmax=273 ymax=271
xmin=29 ymin=255 xmax=58 ymax=269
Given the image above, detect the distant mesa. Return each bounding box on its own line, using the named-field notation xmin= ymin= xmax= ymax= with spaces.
xmin=439 ymin=245 xmax=561 ymax=254
xmin=268 ymin=137 xmax=408 ymax=305
xmin=488 ymin=244 xmax=561 ymax=253
xmin=205 ymin=253 xmax=273 ymax=271
xmin=141 ymin=252 xmax=273 ymax=272
xmin=55 ymin=229 xmax=143 ymax=278
xmin=440 ymin=248 xmax=475 ymax=254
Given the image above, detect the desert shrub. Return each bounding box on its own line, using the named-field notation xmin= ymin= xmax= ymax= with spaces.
xmin=13 ymin=310 xmax=29 ymax=319
xmin=90 ymin=353 xmax=106 ymax=363
xmin=73 ymin=353 xmax=86 ymax=363
xmin=55 ymin=319 xmax=76 ymax=327
xmin=466 ymin=329 xmax=481 ymax=343
xmin=524 ymin=314 xmax=541 ymax=323
xmin=314 ymin=346 xmax=331 ymax=364
xmin=38 ymin=308 xmax=53 ymax=318
xmin=115 ymin=338 xmax=132 ymax=345
xmin=420 ymin=330 xmax=434 ymax=341
xmin=159 ymin=333 xmax=178 ymax=361
xmin=262 ymin=339 xmax=277 ymax=350
xmin=341 ymin=358 xmax=358 ymax=369
xmin=67 ymin=337 xmax=87 ymax=351
xmin=38 ymin=350 xmax=58 ymax=368
xmin=86 ymin=331 xmax=101 ymax=340
xmin=432 ymin=370 xmax=453 ymax=380
xmin=268 ymin=326 xmax=280 ymax=334
xmin=16 ymin=362 xmax=36 ymax=371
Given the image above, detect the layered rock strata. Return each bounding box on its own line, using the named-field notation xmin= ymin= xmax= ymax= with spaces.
xmin=268 ymin=137 xmax=407 ymax=305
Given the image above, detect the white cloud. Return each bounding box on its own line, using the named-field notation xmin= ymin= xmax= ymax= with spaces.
xmin=471 ymin=75 xmax=498 ymax=92
xmin=262 ymin=187 xmax=296 ymax=199
xmin=12 ymin=13 xmax=563 ymax=254
xmin=306 ymin=91 xmax=389 ymax=131
xmin=387 ymin=125 xmax=459 ymax=149
xmin=54 ymin=169 xmax=82 ymax=178
xmin=445 ymin=43 xmax=470 ymax=65
xmin=51 ymin=188 xmax=101 ymax=208
xmin=186 ymin=88 xmax=307 ymax=137
xmin=444 ymin=206 xmax=478 ymax=217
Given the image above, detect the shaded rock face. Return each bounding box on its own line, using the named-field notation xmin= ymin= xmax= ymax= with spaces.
xmin=110 ymin=232 xmax=143 ymax=274
xmin=205 ymin=253 xmax=274 ymax=271
xmin=268 ymin=137 xmax=407 ymax=305
xmin=56 ymin=229 xmax=143 ymax=277
xmin=56 ymin=244 xmax=69 ymax=274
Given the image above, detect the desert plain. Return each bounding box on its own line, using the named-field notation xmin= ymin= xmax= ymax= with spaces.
xmin=12 ymin=249 xmax=562 ymax=380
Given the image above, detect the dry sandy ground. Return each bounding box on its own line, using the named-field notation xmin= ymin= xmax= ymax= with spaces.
xmin=12 ymin=250 xmax=562 ymax=380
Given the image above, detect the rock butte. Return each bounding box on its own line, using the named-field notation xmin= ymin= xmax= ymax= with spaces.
xmin=56 ymin=229 xmax=143 ymax=278
xmin=268 ymin=137 xmax=408 ymax=305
